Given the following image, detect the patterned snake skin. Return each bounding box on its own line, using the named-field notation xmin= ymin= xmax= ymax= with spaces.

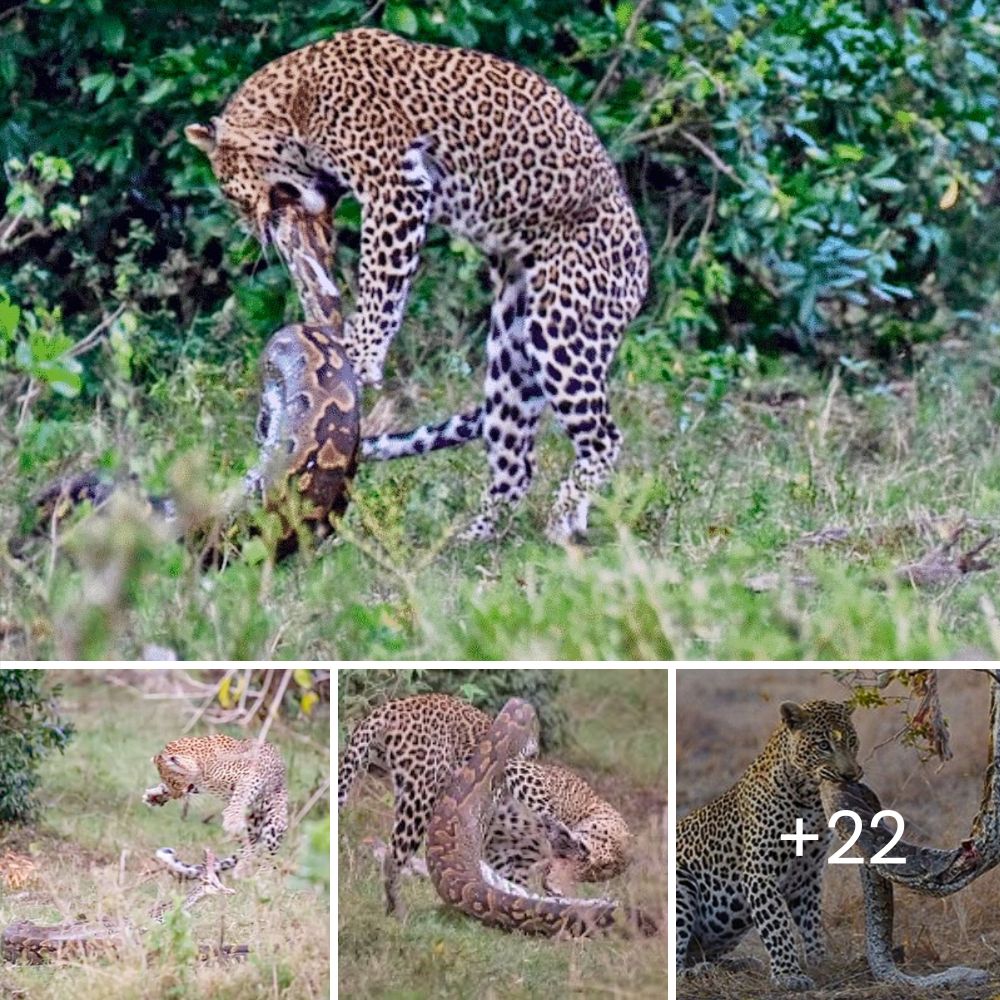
xmin=247 ymin=201 xmax=358 ymax=549
xmin=426 ymin=698 xmax=658 ymax=938
xmin=29 ymin=202 xmax=358 ymax=559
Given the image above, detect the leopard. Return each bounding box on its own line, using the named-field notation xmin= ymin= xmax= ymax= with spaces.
xmin=184 ymin=27 xmax=649 ymax=543
xmin=338 ymin=693 xmax=632 ymax=915
xmin=676 ymin=700 xmax=863 ymax=993
xmin=142 ymin=733 xmax=289 ymax=879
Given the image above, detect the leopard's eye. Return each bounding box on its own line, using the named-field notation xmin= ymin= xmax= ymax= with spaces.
xmin=817 ymin=739 xmax=832 ymax=752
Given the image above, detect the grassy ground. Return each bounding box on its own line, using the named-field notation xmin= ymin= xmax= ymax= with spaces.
xmin=676 ymin=667 xmax=1000 ymax=1000
xmin=337 ymin=669 xmax=668 ymax=999
xmin=0 ymin=671 xmax=330 ymax=1000
xmin=5 ymin=311 xmax=1000 ymax=659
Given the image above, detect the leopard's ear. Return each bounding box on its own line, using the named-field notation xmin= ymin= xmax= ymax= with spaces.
xmin=780 ymin=701 xmax=808 ymax=730
xmin=185 ymin=121 xmax=216 ymax=154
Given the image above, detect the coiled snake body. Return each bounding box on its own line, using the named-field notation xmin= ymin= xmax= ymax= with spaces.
xmin=30 ymin=203 xmax=358 ymax=559
xmin=248 ymin=203 xmax=358 ymax=550
xmin=426 ymin=698 xmax=658 ymax=938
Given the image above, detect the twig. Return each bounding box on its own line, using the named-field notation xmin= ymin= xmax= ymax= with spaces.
xmin=66 ymin=303 xmax=127 ymax=358
xmin=243 ymin=668 xmax=274 ymax=725
xmin=256 ymin=670 xmax=291 ymax=745
xmin=290 ymin=777 xmax=331 ymax=831
xmin=586 ymin=0 xmax=654 ymax=112
xmin=182 ymin=667 xmax=238 ymax=734
xmin=628 ymin=121 xmax=683 ymax=146
xmin=678 ymin=129 xmax=744 ymax=186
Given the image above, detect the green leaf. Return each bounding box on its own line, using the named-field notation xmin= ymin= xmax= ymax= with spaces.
xmin=866 ymin=177 xmax=906 ymax=193
xmin=967 ymin=120 xmax=989 ymax=143
xmin=384 ymin=3 xmax=418 ymax=35
xmin=0 ymin=295 xmax=20 ymax=342
xmin=833 ymin=143 xmax=865 ymax=162
xmin=97 ymin=14 xmax=125 ymax=52
xmin=139 ymin=78 xmax=175 ymax=105
xmin=39 ymin=363 xmax=82 ymax=397
xmin=241 ymin=537 xmax=269 ymax=566
xmin=614 ymin=1 xmax=634 ymax=33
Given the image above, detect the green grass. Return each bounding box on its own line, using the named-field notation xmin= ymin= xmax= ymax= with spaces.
xmin=337 ymin=670 xmax=668 ymax=999
xmin=0 ymin=673 xmax=329 ymax=1000
xmin=4 ymin=329 xmax=1000 ymax=658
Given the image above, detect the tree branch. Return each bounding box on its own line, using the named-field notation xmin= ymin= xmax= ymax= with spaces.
xmin=585 ymin=0 xmax=655 ymax=113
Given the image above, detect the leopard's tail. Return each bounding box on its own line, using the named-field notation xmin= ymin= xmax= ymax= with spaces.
xmin=338 ymin=702 xmax=396 ymax=808
xmin=361 ymin=406 xmax=484 ymax=461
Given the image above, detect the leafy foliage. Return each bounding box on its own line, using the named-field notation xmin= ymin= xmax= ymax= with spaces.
xmin=1 ymin=0 xmax=997 ymax=415
xmin=0 ymin=669 xmax=74 ymax=821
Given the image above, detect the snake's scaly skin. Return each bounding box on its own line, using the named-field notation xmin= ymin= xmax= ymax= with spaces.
xmin=819 ymin=677 xmax=1000 ymax=987
xmin=426 ymin=698 xmax=657 ymax=938
xmin=248 ymin=204 xmax=358 ymax=550
xmin=27 ymin=203 xmax=358 ymax=561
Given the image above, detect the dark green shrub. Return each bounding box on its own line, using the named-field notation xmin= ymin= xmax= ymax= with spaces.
xmin=3 ymin=0 xmax=997 ymax=415
xmin=0 ymin=670 xmax=74 ymax=821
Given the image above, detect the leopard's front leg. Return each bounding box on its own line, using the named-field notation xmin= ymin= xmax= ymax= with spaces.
xmin=339 ymin=142 xmax=437 ymax=387
xmin=221 ymin=775 xmax=260 ymax=878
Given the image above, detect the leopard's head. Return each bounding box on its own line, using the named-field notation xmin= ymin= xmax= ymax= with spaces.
xmin=185 ymin=118 xmax=333 ymax=241
xmin=780 ymin=700 xmax=862 ymax=782
xmin=151 ymin=748 xmax=203 ymax=798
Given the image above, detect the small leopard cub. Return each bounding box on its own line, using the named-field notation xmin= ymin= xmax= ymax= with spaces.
xmin=676 ymin=701 xmax=862 ymax=993
xmin=143 ymin=733 xmax=289 ymax=879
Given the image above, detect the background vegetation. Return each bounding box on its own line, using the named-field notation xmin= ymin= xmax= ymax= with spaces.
xmin=2 ymin=2 xmax=999 ymax=658
xmin=0 ymin=670 xmax=330 ymax=1000
xmin=338 ymin=668 xmax=668 ymax=998
xmin=0 ymin=669 xmax=73 ymax=822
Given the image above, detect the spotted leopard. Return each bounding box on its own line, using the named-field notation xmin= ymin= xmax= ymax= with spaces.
xmin=185 ymin=27 xmax=649 ymax=542
xmin=338 ymin=693 xmax=633 ymax=914
xmin=143 ymin=733 xmax=289 ymax=879
xmin=676 ymin=700 xmax=862 ymax=992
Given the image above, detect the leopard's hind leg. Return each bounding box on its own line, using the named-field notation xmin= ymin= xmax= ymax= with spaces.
xmin=459 ymin=265 xmax=545 ymax=541
xmin=383 ymin=757 xmax=443 ymax=916
xmin=524 ymin=193 xmax=648 ymax=542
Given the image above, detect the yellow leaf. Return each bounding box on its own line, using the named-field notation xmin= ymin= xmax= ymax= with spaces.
xmin=939 ymin=177 xmax=959 ymax=210
xmin=293 ymin=668 xmax=313 ymax=690
xmin=218 ymin=676 xmax=232 ymax=709
xmin=300 ymin=691 xmax=318 ymax=716
xmin=433 ymin=941 xmax=445 ymax=956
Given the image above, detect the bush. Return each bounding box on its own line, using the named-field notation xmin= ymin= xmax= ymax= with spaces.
xmin=623 ymin=0 xmax=1000 ymax=363
xmin=0 ymin=669 xmax=74 ymax=821
xmin=2 ymin=0 xmax=997 ymax=422
xmin=338 ymin=668 xmax=568 ymax=749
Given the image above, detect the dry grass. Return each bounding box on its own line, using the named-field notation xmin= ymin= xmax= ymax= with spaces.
xmin=0 ymin=672 xmax=330 ymax=1000
xmin=676 ymin=667 xmax=1000 ymax=999
xmin=337 ymin=669 xmax=668 ymax=998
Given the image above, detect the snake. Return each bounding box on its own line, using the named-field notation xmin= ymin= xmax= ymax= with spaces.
xmin=425 ymin=697 xmax=659 ymax=938
xmin=27 ymin=201 xmax=358 ymax=561
xmin=818 ymin=672 xmax=1000 ymax=987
